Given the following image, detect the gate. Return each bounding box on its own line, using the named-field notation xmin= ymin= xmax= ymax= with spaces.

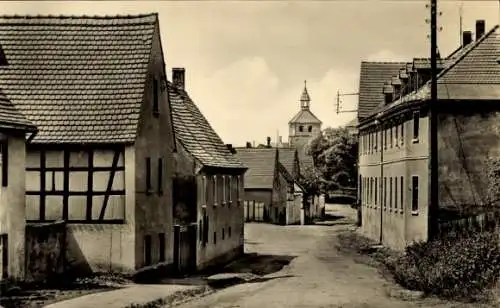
xmin=244 ymin=200 xmax=264 ymax=222
xmin=0 ymin=234 xmax=7 ymax=281
xmin=172 ymin=175 xmax=197 ymax=275
xmin=173 ymin=224 xmax=197 ymax=275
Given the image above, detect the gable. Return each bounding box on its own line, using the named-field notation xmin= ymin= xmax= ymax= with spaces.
xmin=0 ymin=14 xmax=157 ymax=144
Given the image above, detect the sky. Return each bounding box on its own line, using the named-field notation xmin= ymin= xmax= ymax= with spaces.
xmin=0 ymin=0 xmax=498 ymax=146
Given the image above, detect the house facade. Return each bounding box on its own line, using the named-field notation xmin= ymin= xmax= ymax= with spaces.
xmin=0 ymin=14 xmax=177 ymax=275
xmin=357 ymin=20 xmax=500 ymax=250
xmin=0 ymin=90 xmax=37 ymax=282
xmin=235 ymin=147 xmax=302 ymax=225
xmin=169 ymin=68 xmax=247 ymax=272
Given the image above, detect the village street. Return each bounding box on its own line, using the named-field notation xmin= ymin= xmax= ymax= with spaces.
xmin=176 ymin=204 xmax=432 ymax=308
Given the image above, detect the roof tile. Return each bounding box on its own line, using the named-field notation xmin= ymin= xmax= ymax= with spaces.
xmin=169 ymin=83 xmax=246 ymax=170
xmin=0 ymin=14 xmax=157 ymax=143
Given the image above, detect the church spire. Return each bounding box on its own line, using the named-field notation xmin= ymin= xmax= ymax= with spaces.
xmin=300 ymin=80 xmax=310 ymax=110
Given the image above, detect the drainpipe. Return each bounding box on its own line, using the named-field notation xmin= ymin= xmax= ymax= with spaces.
xmin=376 ymin=114 xmax=384 ymax=245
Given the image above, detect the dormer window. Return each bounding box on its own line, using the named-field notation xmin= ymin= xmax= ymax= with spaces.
xmin=299 ymin=125 xmax=304 ymax=132
xmin=308 ymin=126 xmax=312 ymax=132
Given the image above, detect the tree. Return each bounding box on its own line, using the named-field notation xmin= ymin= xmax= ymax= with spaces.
xmin=306 ymin=126 xmax=358 ymax=193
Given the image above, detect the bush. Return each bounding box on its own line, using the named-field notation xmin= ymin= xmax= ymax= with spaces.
xmin=384 ymin=231 xmax=500 ymax=301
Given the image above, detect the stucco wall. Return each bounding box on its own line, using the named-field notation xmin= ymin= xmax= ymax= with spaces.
xmin=359 ymin=114 xmax=429 ymax=250
xmin=196 ymin=172 xmax=244 ymax=269
xmin=0 ymin=134 xmax=27 ymax=280
xmin=437 ymin=111 xmax=500 ymax=211
xmin=174 ymin=140 xmax=245 ymax=270
xmin=133 ymin=23 xmax=176 ymax=270
xmin=66 ymin=223 xmax=135 ymax=275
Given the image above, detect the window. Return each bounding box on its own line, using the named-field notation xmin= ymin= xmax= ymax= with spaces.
xmin=146 ymin=157 xmax=152 ymax=193
xmin=222 ymin=175 xmax=226 ymax=205
xmin=228 ymin=175 xmax=232 ymax=204
xmin=159 ymin=233 xmax=165 ymax=262
xmin=395 ymin=125 xmax=399 ymax=147
xmin=412 ymin=176 xmax=419 ymax=213
xmin=213 ymin=232 xmax=217 ymax=245
xmin=389 ymin=127 xmax=393 ymax=148
xmin=308 ymin=126 xmax=312 ymax=132
xmin=0 ymin=141 xmax=7 ymax=187
xmin=158 ymin=158 xmax=163 ymax=195
xmin=228 ymin=226 xmax=232 ymax=238
xmin=400 ymin=176 xmax=404 ymax=211
xmin=236 ymin=176 xmax=240 ymax=202
xmin=222 ymin=228 xmax=225 ymax=240
xmin=213 ymin=175 xmax=218 ymax=206
xmin=384 ymin=129 xmax=387 ymax=149
xmin=401 ymin=123 xmax=405 ymax=145
xmin=394 ymin=177 xmax=398 ymax=210
xmin=389 ymin=177 xmax=393 ymax=210
xmin=202 ymin=176 xmax=208 ymax=205
xmin=153 ymin=78 xmax=159 ymax=117
xmin=299 ymin=125 xmax=304 ymax=132
xmin=413 ymin=111 xmax=420 ymax=142
xmin=202 ymin=208 xmax=209 ymax=245
xmin=144 ymin=235 xmax=152 ymax=266
xmin=374 ymin=177 xmax=378 ymax=206
xmin=383 ymin=177 xmax=387 ymax=209
xmin=370 ymin=178 xmax=373 ymax=205
xmin=0 ymin=234 xmax=7 ymax=279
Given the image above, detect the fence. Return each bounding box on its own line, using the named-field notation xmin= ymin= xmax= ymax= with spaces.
xmin=436 ymin=210 xmax=500 ymax=238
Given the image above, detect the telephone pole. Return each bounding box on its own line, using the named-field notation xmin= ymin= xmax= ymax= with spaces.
xmin=429 ymin=0 xmax=439 ymax=239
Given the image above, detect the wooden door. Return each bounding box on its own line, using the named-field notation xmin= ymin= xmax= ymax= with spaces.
xmin=0 ymin=234 xmax=7 ymax=280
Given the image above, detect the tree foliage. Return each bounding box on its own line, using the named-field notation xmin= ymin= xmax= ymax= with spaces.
xmin=305 ymin=126 xmax=358 ymax=193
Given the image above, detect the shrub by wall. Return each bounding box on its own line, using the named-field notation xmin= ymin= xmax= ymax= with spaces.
xmin=384 ymin=231 xmax=500 ymax=301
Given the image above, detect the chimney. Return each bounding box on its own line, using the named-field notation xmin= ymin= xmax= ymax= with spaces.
xmin=172 ymin=67 xmax=185 ymax=90
xmin=475 ymin=20 xmax=485 ymax=40
xmin=226 ymin=144 xmax=236 ymax=154
xmin=246 ymin=142 xmax=252 ymax=148
xmin=462 ymin=31 xmax=472 ymax=46
xmin=266 ymin=137 xmax=271 ymax=148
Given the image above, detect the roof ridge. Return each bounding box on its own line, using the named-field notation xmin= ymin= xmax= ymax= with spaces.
xmin=0 ymin=13 xmax=158 ymax=20
xmin=361 ymin=61 xmax=407 ymax=64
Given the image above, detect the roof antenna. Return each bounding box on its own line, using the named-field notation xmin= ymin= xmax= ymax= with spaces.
xmin=459 ymin=1 xmax=463 ymax=45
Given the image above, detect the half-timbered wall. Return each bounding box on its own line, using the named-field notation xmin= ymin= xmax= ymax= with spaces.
xmin=25 ymin=147 xmax=125 ymax=222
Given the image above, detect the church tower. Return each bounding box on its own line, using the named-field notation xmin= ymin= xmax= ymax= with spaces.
xmin=288 ymin=81 xmax=322 ymax=151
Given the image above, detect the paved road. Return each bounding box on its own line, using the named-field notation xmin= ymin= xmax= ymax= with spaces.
xmin=175 ymin=204 xmax=428 ymax=308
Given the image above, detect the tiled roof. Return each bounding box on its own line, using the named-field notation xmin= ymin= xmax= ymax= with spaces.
xmin=358 ymin=61 xmax=407 ymax=119
xmin=277 ymin=148 xmax=298 ymax=177
xmin=169 ymin=83 xmax=246 ymax=170
xmin=366 ymin=25 xmax=500 ymax=119
xmin=288 ymin=109 xmax=322 ymax=124
xmin=0 ymin=89 xmax=36 ymax=131
xmin=0 ymin=14 xmax=158 ymax=143
xmin=234 ymin=148 xmax=277 ymax=189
